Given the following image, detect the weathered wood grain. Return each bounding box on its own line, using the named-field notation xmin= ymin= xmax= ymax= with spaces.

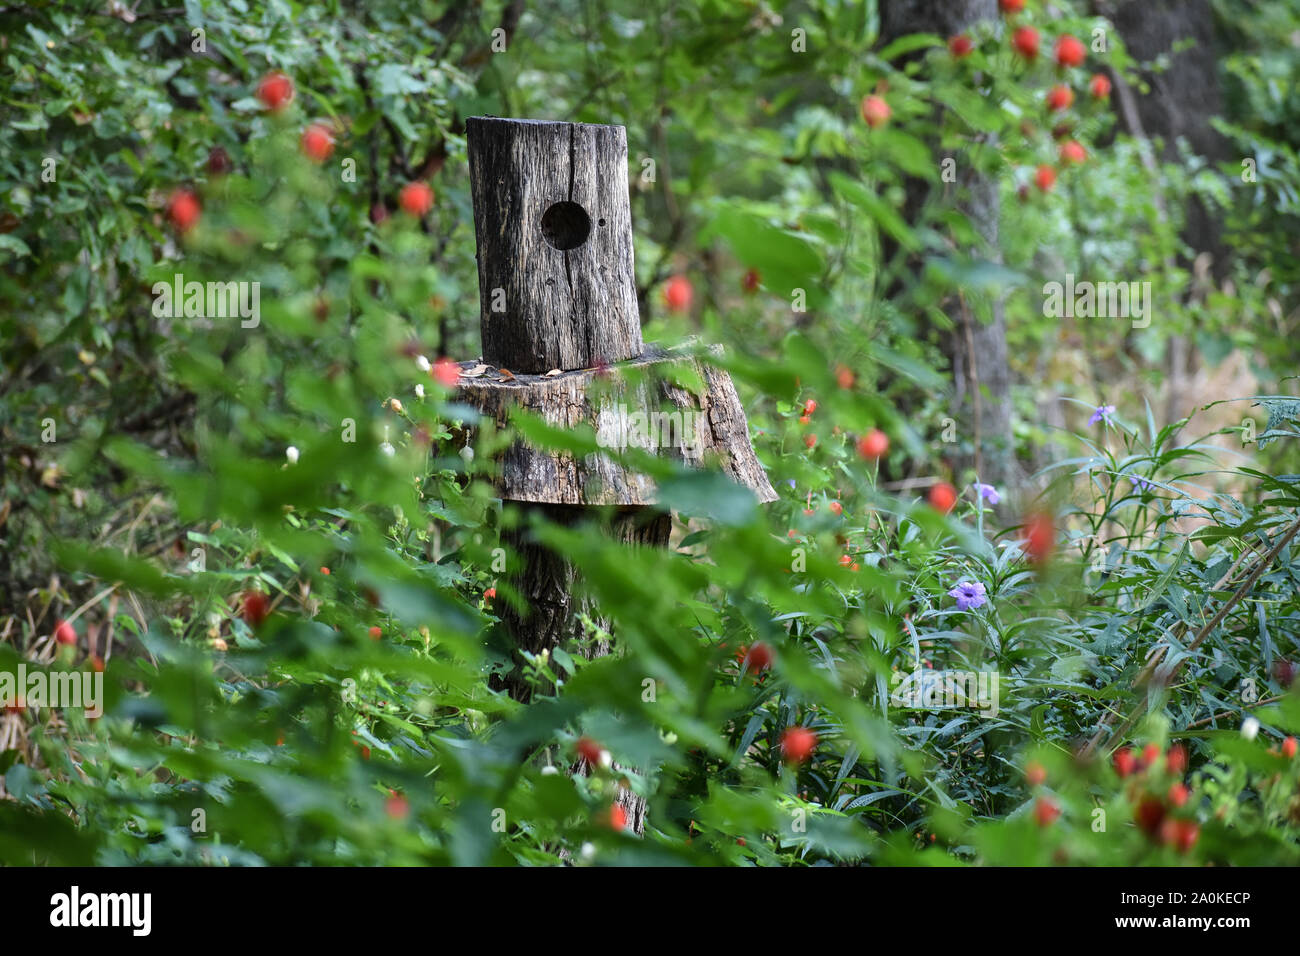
xmin=467 ymin=117 xmax=642 ymax=374
xmin=453 ymin=344 xmax=777 ymax=506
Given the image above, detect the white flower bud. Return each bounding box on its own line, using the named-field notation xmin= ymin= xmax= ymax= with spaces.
xmin=380 ymin=442 xmax=395 ymax=457
xmin=580 ymin=842 xmax=595 ymax=860
xmin=416 ymin=355 xmax=431 ymax=372
xmin=540 ymin=765 xmax=558 ymax=776
xmin=415 ymin=384 xmax=424 ymax=399
xmin=598 ymin=749 xmax=613 ymax=769
xmin=1241 ymin=716 xmax=1261 ymax=740
xmin=388 ymin=398 xmax=403 ymax=414
xmin=285 ymin=446 xmax=299 ymax=464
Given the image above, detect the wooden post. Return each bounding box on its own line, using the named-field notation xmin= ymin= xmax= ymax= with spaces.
xmin=457 ymin=117 xmax=775 ymax=836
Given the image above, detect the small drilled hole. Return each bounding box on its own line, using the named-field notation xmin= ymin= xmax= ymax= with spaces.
xmin=541 ymin=201 xmax=592 ymax=250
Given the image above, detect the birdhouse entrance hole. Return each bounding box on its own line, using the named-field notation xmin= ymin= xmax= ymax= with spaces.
xmin=540 ymin=200 xmax=591 ymax=250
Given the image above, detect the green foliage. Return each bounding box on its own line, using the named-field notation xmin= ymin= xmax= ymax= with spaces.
xmin=3 ymin=0 xmax=1300 ymax=867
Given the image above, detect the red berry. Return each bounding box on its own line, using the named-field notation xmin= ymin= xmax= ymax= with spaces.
xmin=606 ymin=803 xmax=628 ymax=831
xmin=1173 ymin=819 xmax=1199 ymax=853
xmin=1012 ymin=26 xmax=1039 ymax=60
xmin=167 ymin=189 xmax=200 ymax=233
xmin=803 ymin=399 xmax=817 ymax=416
xmin=835 ymin=366 xmax=854 ymax=389
xmin=90 ymin=655 xmax=105 ymax=672
xmin=1025 ymin=511 xmax=1055 ymax=562
xmin=1114 ymin=747 xmax=1136 ymax=777
xmin=399 ymin=181 xmax=434 ymax=216
xmin=1135 ymin=795 xmax=1166 ymax=836
xmin=1055 ymin=34 xmax=1085 ymax=68
xmin=1141 ymin=743 xmax=1160 ymax=768
xmin=999 ymin=0 xmax=1025 ymax=13
xmin=368 ymin=626 xmax=382 ymax=640
xmin=300 ymin=123 xmax=334 ymax=163
xmin=1088 ymin=73 xmax=1112 ymax=100
xmin=1034 ymin=796 xmax=1060 ymax=826
xmin=241 ymin=590 xmax=270 ymax=628
xmin=54 ymin=619 xmax=76 ymax=645
xmin=431 ymin=357 xmax=460 ymax=387
xmin=1168 ymin=782 xmax=1189 ymax=807
xmin=369 ymin=202 xmax=390 ymax=225
xmin=928 ymin=482 xmax=957 ymax=514
xmin=256 ymin=71 xmax=294 ymax=111
xmin=798 ymin=414 xmax=811 ymax=425
xmin=1034 ymin=164 xmax=1056 ymax=192
xmin=385 ymin=791 xmax=409 ymax=819
xmin=860 ymin=95 xmax=891 ymax=129
xmin=1059 ymin=140 xmax=1087 ymax=164
xmin=484 ymin=587 xmax=496 ymax=601
xmin=1026 ymin=761 xmax=1047 ymax=787
xmin=1166 ymin=743 xmax=1187 ymax=774
xmin=664 ymin=275 xmax=693 ymax=312
xmin=206 ymin=146 xmax=233 ymax=176
xmin=1046 ymin=85 xmax=1074 ymax=112
xmin=948 ymin=34 xmax=974 ymax=58
xmin=319 ymin=566 xmax=330 ymax=575
xmin=839 ymin=554 xmax=852 ymax=567
xmin=1283 ymin=736 xmax=1298 ymax=759
xmin=1273 ymin=658 xmax=1295 ymax=687
xmin=576 ymin=736 xmax=603 ymax=766
xmin=857 ymin=428 xmax=889 ymax=460
xmin=742 ymin=641 xmax=774 ymax=674
xmin=780 ymin=726 xmax=818 ymax=765
xmin=741 ymin=268 xmax=761 ymax=293
xmin=804 ymin=434 xmax=817 ymax=449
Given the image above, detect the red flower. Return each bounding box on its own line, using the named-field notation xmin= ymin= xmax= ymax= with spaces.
xmin=300 ymin=123 xmax=334 ymax=163
xmin=742 ymin=641 xmax=774 ymax=674
xmin=948 ymin=34 xmax=974 ymax=58
xmin=1134 ymin=795 xmax=1166 ymax=837
xmin=241 ymin=590 xmax=270 ymax=628
xmin=1166 ymin=743 xmax=1187 ymax=774
xmin=1046 ymin=84 xmax=1074 ymax=112
xmin=431 ymin=357 xmax=460 ymax=387
xmin=256 ymin=71 xmax=294 ymax=111
xmin=167 ymin=189 xmax=201 ymax=233
xmin=1025 ymin=761 xmax=1047 ymax=787
xmin=576 ymin=736 xmax=603 ymax=766
xmin=54 ymin=619 xmax=76 ymax=645
xmin=780 ymin=726 xmax=818 ymax=765
xmin=606 ymin=803 xmax=628 ymax=831
xmin=1055 ymin=35 xmax=1085 ymax=68
xmin=368 ymin=626 xmax=382 ymax=641
xmin=1114 ymin=746 xmax=1136 ymax=778
xmin=399 ymin=181 xmax=434 ymax=216
xmin=857 ymin=428 xmax=889 ymax=460
xmin=664 ymin=275 xmax=693 ymax=312
xmin=1012 ymin=26 xmax=1039 ymax=60
xmin=804 ymin=434 xmax=817 ymax=449
xmin=860 ymin=95 xmax=891 ymax=129
xmin=385 ymin=790 xmax=409 ymax=819
xmin=829 ymin=500 xmax=843 ymax=515
xmin=1034 ymin=796 xmax=1060 ymax=826
xmin=1059 ymin=140 xmax=1087 ymax=164
xmin=1024 ymin=511 xmax=1054 ymax=562
xmin=928 ymin=482 xmax=957 ymax=514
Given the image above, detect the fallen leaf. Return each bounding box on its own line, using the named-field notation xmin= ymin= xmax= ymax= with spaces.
xmin=461 ymin=364 xmax=489 ymax=378
xmin=544 ymin=368 xmax=563 ymax=377
xmin=498 ymin=368 xmax=516 ymax=380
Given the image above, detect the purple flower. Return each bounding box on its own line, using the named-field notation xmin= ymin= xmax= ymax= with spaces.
xmin=947 ymin=580 xmax=988 ymax=611
xmin=1131 ymin=475 xmax=1153 ymax=493
xmin=1088 ymin=404 xmax=1116 ymax=426
xmin=973 ymin=482 xmax=1000 ymax=505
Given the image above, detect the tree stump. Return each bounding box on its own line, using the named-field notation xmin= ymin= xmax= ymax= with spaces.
xmin=456 ymin=117 xmax=775 ymax=838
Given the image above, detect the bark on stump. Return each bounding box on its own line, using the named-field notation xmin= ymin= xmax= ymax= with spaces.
xmin=457 ymin=117 xmax=775 ymax=838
